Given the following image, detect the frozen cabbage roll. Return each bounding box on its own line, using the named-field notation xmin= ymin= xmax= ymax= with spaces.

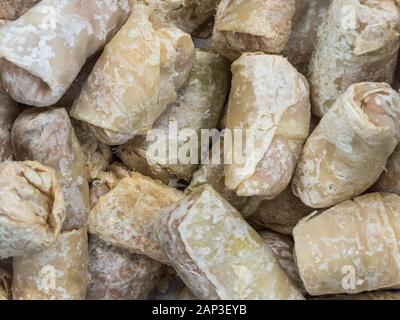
xmin=0 ymin=0 xmax=133 ymax=106
xmin=282 ymin=0 xmax=331 ymax=74
xmin=156 ymin=185 xmax=304 ymax=300
xmin=293 ymin=192 xmax=400 ymax=296
xmin=225 ymin=53 xmax=310 ymax=198
xmin=87 ymin=235 xmax=163 ymax=300
xmin=12 ymin=227 xmax=88 ymax=300
xmin=117 ymin=49 xmax=230 ymax=182
xmin=0 ymin=161 xmax=65 ymax=258
xmin=292 ymin=82 xmax=400 ymax=208
xmin=213 ymin=0 xmax=296 ymax=61
xmin=251 ymin=186 xmax=314 ymax=235
xmin=308 ymin=0 xmax=400 ymax=117
xmin=142 ymin=0 xmax=220 ymax=34
xmin=89 ymin=172 xmax=183 ymax=264
xmin=12 ymin=108 xmax=90 ymax=229
xmin=0 ymin=92 xmax=19 ymax=161
xmin=0 ymin=0 xmax=39 ymax=20
xmin=70 ymin=4 xmax=195 ymax=145
xmin=72 ymin=120 xmax=113 ymax=181
xmin=0 ymin=268 xmax=10 ymax=300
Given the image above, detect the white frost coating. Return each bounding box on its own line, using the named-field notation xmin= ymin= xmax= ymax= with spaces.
xmin=87 ymin=235 xmax=163 ymax=300
xmin=70 ymin=4 xmax=195 ymax=146
xmin=0 ymin=93 xmax=19 ymax=161
xmin=0 ymin=161 xmax=65 ymax=258
xmin=117 ymin=49 xmax=230 ymax=182
xmin=11 ymin=108 xmax=90 ymax=230
xmin=225 ymin=53 xmax=310 ymax=198
xmin=293 ymin=192 xmax=400 ymax=296
xmin=12 ymin=228 xmax=89 ymax=300
xmin=213 ymin=0 xmax=296 ymax=61
xmin=156 ymin=185 xmax=304 ymax=300
xmin=292 ymin=82 xmax=400 ymax=209
xmin=0 ymin=0 xmax=133 ymax=106
xmin=308 ymin=0 xmax=400 ymax=117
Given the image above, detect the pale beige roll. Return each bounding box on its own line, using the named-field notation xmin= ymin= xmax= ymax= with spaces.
xmin=292 ymin=82 xmax=400 ymax=209
xmin=0 ymin=0 xmax=133 ymax=107
xmin=87 ymin=235 xmax=163 ymax=300
xmin=251 ymin=186 xmax=314 ymax=235
xmin=142 ymin=0 xmax=220 ymax=34
xmin=89 ymin=172 xmax=184 ymax=264
xmin=70 ymin=4 xmax=195 ymax=146
xmin=308 ymin=0 xmax=400 ymax=117
xmin=374 ymin=145 xmax=400 ymax=194
xmin=12 ymin=108 xmax=90 ymax=230
xmin=293 ymin=192 xmax=400 ymax=296
xmin=259 ymin=231 xmax=306 ymax=295
xmin=225 ymin=53 xmax=311 ymax=198
xmin=0 ymin=92 xmax=19 ymax=161
xmin=213 ymin=0 xmax=296 ymax=61
xmin=0 ymin=0 xmax=39 ymax=20
xmin=156 ymin=185 xmax=304 ymax=300
xmin=117 ymin=49 xmax=230 ymax=183
xmin=0 ymin=269 xmax=10 ymax=300
xmin=282 ymin=0 xmax=331 ymax=74
xmin=12 ymin=227 xmax=88 ymax=300
xmin=0 ymin=161 xmax=65 ymax=258
xmin=72 ymin=120 xmax=113 ymax=181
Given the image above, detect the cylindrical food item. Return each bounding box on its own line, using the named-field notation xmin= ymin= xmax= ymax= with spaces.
xmin=0 ymin=269 xmax=10 ymax=300
xmin=225 ymin=53 xmax=310 ymax=198
xmin=142 ymin=0 xmax=220 ymax=34
xmin=251 ymin=187 xmax=314 ymax=235
xmin=293 ymin=192 xmax=400 ymax=296
xmin=12 ymin=227 xmax=88 ymax=300
xmin=0 ymin=161 xmax=65 ymax=258
xmin=373 ymin=144 xmax=400 ymax=194
xmin=70 ymin=4 xmax=195 ymax=146
xmin=0 ymin=92 xmax=19 ymax=161
xmin=0 ymin=0 xmax=39 ymax=20
xmin=0 ymin=0 xmax=133 ymax=107
xmin=87 ymin=235 xmax=163 ymax=300
xmin=156 ymin=185 xmax=304 ymax=300
xmin=282 ymin=0 xmax=331 ymax=74
xmin=293 ymin=82 xmax=400 ymax=209
xmin=259 ymin=231 xmax=306 ymax=294
xmin=308 ymin=0 xmax=400 ymax=117
xmin=89 ymin=172 xmax=183 ymax=263
xmin=213 ymin=0 xmax=296 ymax=61
xmin=12 ymin=108 xmax=90 ymax=230
xmin=72 ymin=120 xmax=113 ymax=181
xmin=117 ymin=49 xmax=230 ymax=182
xmin=186 ymin=133 xmax=260 ymax=218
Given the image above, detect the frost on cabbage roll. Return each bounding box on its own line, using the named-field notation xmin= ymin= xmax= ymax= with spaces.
xmin=142 ymin=0 xmax=220 ymax=34
xmin=0 ymin=0 xmax=133 ymax=106
xmin=89 ymin=172 xmax=184 ymax=264
xmin=213 ymin=0 xmax=296 ymax=61
xmin=70 ymin=4 xmax=195 ymax=145
xmin=308 ymin=0 xmax=400 ymax=117
xmin=292 ymin=82 xmax=400 ymax=208
xmin=225 ymin=53 xmax=310 ymax=198
xmin=117 ymin=49 xmax=230 ymax=183
xmin=12 ymin=108 xmax=90 ymax=230
xmin=87 ymin=235 xmax=163 ymax=300
xmin=156 ymin=185 xmax=304 ymax=300
xmin=0 ymin=161 xmax=65 ymax=258
xmin=12 ymin=227 xmax=89 ymax=300
xmin=0 ymin=92 xmax=18 ymax=161
xmin=293 ymin=192 xmax=400 ymax=296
